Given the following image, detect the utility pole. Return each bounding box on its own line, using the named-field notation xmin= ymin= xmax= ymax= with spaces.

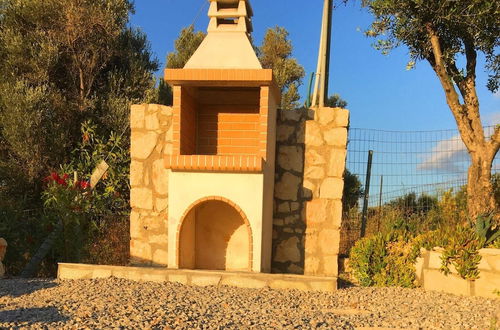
xmin=312 ymin=0 xmax=333 ymax=108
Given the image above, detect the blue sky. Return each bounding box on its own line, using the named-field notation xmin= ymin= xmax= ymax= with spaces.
xmin=130 ymin=0 xmax=499 ymax=131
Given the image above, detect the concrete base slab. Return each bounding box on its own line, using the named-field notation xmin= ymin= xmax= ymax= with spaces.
xmin=57 ymin=263 xmax=337 ymax=292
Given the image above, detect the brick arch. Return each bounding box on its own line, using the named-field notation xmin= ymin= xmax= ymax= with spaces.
xmin=175 ymin=196 xmax=253 ymax=271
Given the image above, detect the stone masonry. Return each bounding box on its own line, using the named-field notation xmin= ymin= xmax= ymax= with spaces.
xmin=272 ymin=107 xmax=349 ymax=276
xmin=129 ymin=105 xmax=349 ymax=278
xmin=130 ymin=104 xmax=172 ymax=266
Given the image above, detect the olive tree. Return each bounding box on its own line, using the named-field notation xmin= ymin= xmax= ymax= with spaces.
xmin=360 ymin=0 xmax=499 ymax=220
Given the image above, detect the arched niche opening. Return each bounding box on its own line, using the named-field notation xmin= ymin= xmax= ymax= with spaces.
xmin=178 ymin=198 xmax=252 ymax=271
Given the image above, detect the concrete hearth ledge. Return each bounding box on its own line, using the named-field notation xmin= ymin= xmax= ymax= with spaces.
xmin=57 ymin=263 xmax=337 ymax=292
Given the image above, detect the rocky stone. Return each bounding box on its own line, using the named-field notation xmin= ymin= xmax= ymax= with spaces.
xmin=276 ymin=124 xmax=295 ymax=142
xmin=155 ymin=197 xmax=168 ymax=213
xmin=277 ymin=146 xmax=303 ymax=172
xmin=269 ymin=280 xmax=309 ymax=291
xmin=319 ymin=230 xmax=340 ymax=255
xmin=130 ymin=105 xmax=145 ymax=129
xmin=284 ymin=215 xmax=299 ymax=225
xmin=277 ymin=202 xmax=291 ymax=213
xmin=305 ymin=150 xmax=326 ymax=166
xmin=163 ymin=143 xmax=173 ymax=156
xmin=274 ymin=237 xmax=301 ymax=263
xmin=323 ymin=128 xmax=347 ymax=147
xmin=304 ymin=166 xmax=325 ymax=180
xmin=290 ymin=202 xmax=300 ymax=211
xmin=152 ymin=160 xmax=168 ymax=196
xmin=287 ymin=263 xmax=304 ymax=274
xmin=152 ymin=249 xmax=168 ymax=266
xmin=327 ymin=150 xmax=347 ymax=177
xmin=304 ymin=256 xmax=320 ymax=275
xmin=305 ymin=121 xmax=324 ymax=146
xmin=191 ymin=276 xmax=221 ymax=287
xmin=130 ymin=240 xmax=152 ymax=261
xmin=304 ymin=233 xmax=319 ymax=255
xmin=145 ymin=108 xmax=160 ymax=131
xmin=131 ymin=188 xmax=154 ymax=210
xmin=131 ymin=131 xmax=158 ymax=160
xmin=129 ymin=211 xmax=142 ymax=239
xmin=302 ymin=180 xmax=315 ymax=199
xmin=334 ymin=108 xmax=350 ymax=127
xmin=319 ymin=178 xmax=344 ymax=200
xmin=274 ymin=172 xmax=301 ymax=201
xmin=306 ymin=199 xmax=329 ymax=224
xmin=220 ymin=276 xmax=267 ymax=289
xmin=280 ymin=109 xmax=302 ymax=122
xmin=130 ymin=161 xmax=143 ymax=187
xmin=0 ymin=277 xmax=497 ymax=328
xmin=331 ymin=199 xmax=343 ymax=228
xmin=316 ymin=107 xmax=335 ymax=125
xmin=273 ymin=218 xmax=284 ymax=226
xmin=296 ymin=119 xmax=306 ymax=143
xmin=323 ymin=255 xmax=339 ymax=276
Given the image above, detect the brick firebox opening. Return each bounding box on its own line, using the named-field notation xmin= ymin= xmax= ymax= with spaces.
xmin=181 ymin=86 xmax=260 ymax=156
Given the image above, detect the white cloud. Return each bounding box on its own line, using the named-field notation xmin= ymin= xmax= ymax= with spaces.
xmin=418 ymin=112 xmax=500 ymax=172
xmin=417 ymin=135 xmax=469 ymax=172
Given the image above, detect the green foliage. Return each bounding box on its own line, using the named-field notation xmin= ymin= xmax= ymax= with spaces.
xmin=440 ymin=224 xmax=483 ymax=280
xmin=0 ymin=0 xmax=156 ymax=274
xmin=389 ymin=192 xmax=438 ymax=217
xmin=492 ymin=173 xmax=500 ymax=208
xmin=166 ymin=25 xmax=205 ymax=69
xmin=258 ymin=26 xmax=305 ymax=110
xmin=349 ymin=233 xmax=387 ymax=286
xmin=0 ymin=0 xmax=157 ymax=206
xmin=360 ymin=0 xmax=499 ymax=93
xmin=42 ymin=172 xmax=92 ymax=262
xmin=0 ymin=202 xmax=50 ymax=276
xmin=325 ymin=94 xmax=348 ymax=108
xmin=350 ymin=229 xmax=419 ymax=288
xmin=475 ymin=214 xmax=500 ymax=246
xmin=68 ymin=121 xmax=130 ymax=213
xmin=342 ymin=170 xmax=363 ymax=212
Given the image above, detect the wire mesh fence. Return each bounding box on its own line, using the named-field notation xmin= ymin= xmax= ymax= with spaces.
xmin=340 ymin=126 xmax=500 ymax=256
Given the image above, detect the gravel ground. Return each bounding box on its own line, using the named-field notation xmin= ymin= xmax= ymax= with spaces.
xmin=0 ymin=278 xmax=498 ymax=329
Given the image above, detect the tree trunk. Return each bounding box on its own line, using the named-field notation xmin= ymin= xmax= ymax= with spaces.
xmin=425 ymin=24 xmax=499 ymax=223
xmin=467 ymin=148 xmax=497 ymax=221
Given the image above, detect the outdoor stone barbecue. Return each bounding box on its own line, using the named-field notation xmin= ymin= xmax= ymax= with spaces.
xmin=57 ymin=0 xmax=349 ymax=290
xmin=129 ymin=0 xmax=349 ymax=280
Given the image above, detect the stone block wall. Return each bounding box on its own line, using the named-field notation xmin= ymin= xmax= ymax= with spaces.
xmin=130 ymin=104 xmax=172 ymax=266
xmin=272 ymin=107 xmax=349 ymax=276
xmin=129 ymin=104 xmax=349 ymax=277
xmin=416 ymin=248 xmax=500 ymax=299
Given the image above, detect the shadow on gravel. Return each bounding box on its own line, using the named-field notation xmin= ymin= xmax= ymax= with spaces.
xmin=337 ymin=277 xmax=356 ymax=289
xmin=0 ymin=307 xmax=69 ymax=325
xmin=0 ymin=279 xmax=58 ymax=297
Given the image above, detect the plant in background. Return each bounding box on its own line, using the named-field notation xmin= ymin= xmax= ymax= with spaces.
xmin=440 ymin=224 xmax=483 ymax=280
xmin=42 ymin=171 xmax=91 ymax=262
xmin=474 ymin=214 xmax=500 ymax=247
xmin=69 ymin=120 xmax=130 ymax=215
xmin=349 ymin=233 xmax=387 ymax=286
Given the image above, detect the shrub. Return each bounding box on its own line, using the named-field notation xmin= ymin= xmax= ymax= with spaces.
xmin=349 ymin=233 xmax=387 ymax=286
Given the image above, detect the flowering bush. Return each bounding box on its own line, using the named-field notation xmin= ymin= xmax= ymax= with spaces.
xmin=42 ymin=171 xmax=92 ymax=262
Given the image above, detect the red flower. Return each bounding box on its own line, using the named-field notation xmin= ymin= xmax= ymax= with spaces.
xmin=62 ymin=173 xmax=69 ymax=181
xmin=79 ymin=181 xmax=90 ymax=190
xmin=51 ymin=172 xmax=59 ymax=181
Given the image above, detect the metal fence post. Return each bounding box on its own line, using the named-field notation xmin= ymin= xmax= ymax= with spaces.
xmin=360 ymin=150 xmax=373 ymax=238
